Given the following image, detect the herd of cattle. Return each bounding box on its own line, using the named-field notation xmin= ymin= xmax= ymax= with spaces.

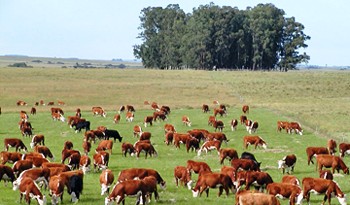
xmin=0 ymin=100 xmax=350 ymax=205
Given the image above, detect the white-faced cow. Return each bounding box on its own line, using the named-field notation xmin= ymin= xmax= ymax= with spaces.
xmin=13 ymin=177 xmax=46 ymax=205
xmin=242 ymin=105 xmax=249 ymax=114
xmin=197 ymin=140 xmax=222 ymax=156
xmin=92 ymin=106 xmax=106 ymax=117
xmin=1 ymin=151 xmax=22 ymax=164
xmin=186 ymin=160 xmax=212 ymax=175
xmin=277 ymin=154 xmax=297 ymax=174
xmin=100 ymin=169 xmax=115 ymax=195
xmin=0 ymin=164 xmax=16 ymax=186
xmin=202 ymin=104 xmax=210 ymax=113
xmin=4 ymin=138 xmax=28 ymax=152
xmin=231 ymin=119 xmax=238 ymax=131
xmin=235 ymin=190 xmax=281 ymax=205
xmin=339 ymin=142 xmax=350 ymax=158
xmin=219 ymin=148 xmax=239 ymax=165
xmin=192 ymin=172 xmax=234 ymax=198
xmin=117 ymin=168 xmax=166 ymax=190
xmin=287 ymin=122 xmax=303 ymax=135
xmin=267 ymin=182 xmax=303 ymax=205
xmin=316 ymin=154 xmax=349 ymax=174
xmin=305 ymin=146 xmax=329 ymax=165
xmin=243 ymin=136 xmax=267 ymax=149
xmin=30 ymin=134 xmax=45 ymax=149
xmin=174 ymin=166 xmax=192 ymax=190
xmin=121 ymin=142 xmax=135 ymax=157
xmin=182 ymin=116 xmax=191 ymax=127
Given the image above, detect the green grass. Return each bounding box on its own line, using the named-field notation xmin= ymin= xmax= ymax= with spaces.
xmin=0 ymin=66 xmax=350 ymax=204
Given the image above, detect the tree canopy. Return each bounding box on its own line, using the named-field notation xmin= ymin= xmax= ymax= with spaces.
xmin=133 ymin=3 xmax=310 ymax=71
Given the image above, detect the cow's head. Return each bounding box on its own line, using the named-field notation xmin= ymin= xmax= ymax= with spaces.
xmin=192 ymin=188 xmax=199 ymax=197
xmin=277 ymin=160 xmax=285 ymax=169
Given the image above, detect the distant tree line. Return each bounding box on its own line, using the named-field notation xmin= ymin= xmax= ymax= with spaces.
xmin=133 ymin=3 xmax=310 ymax=71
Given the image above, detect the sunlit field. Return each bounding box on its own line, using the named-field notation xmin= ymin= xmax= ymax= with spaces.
xmin=0 ymin=66 xmax=350 ymax=205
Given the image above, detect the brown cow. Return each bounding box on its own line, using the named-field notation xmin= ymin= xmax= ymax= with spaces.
xmin=117 ymin=168 xmax=166 ymax=189
xmin=277 ymin=121 xmax=289 ymax=132
xmin=14 ymin=177 xmax=46 ymax=205
xmin=49 ymin=175 xmax=65 ymax=205
xmin=34 ymin=145 xmax=54 ymax=161
xmin=144 ymin=116 xmax=153 ymax=127
xmin=240 ymin=115 xmax=247 ymax=125
xmin=118 ymin=105 xmax=125 ymax=113
xmin=231 ymin=158 xmax=260 ymax=172
xmin=319 ymin=169 xmax=334 ymax=180
xmin=13 ymin=167 xmax=51 ymax=190
xmin=1 ymin=151 xmax=22 ymax=164
xmin=339 ymin=142 xmax=350 ymax=158
xmin=186 ymin=160 xmax=212 ymax=175
xmin=191 ymin=172 xmax=234 ymax=197
xmin=4 ymin=138 xmax=28 ymax=152
xmin=235 ymin=190 xmax=280 ymax=205
xmin=206 ymin=132 xmax=228 ymax=143
xmin=51 ymin=112 xmax=65 ymax=122
xmin=164 ymin=132 xmax=174 ymax=145
xmin=219 ymin=148 xmax=239 ymax=165
xmin=30 ymin=134 xmax=45 ymax=149
xmin=164 ymin=123 xmax=176 ymax=134
xmin=277 ymin=154 xmax=297 ymax=174
xmin=30 ymin=107 xmax=36 ymax=115
xmin=133 ymin=125 xmax=142 ymax=137
xmin=100 ymin=169 xmax=115 ymax=195
xmin=17 ymin=100 xmax=28 ymax=106
xmin=208 ymin=115 xmax=216 ymax=126
xmin=212 ymin=120 xmax=224 ymax=132
xmin=316 ymin=154 xmax=349 ymax=174
xmin=61 ymin=149 xmax=80 ymax=164
xmin=242 ymin=105 xmax=249 ymax=114
xmin=125 ymin=111 xmax=134 ymax=122
xmin=202 ymin=104 xmax=210 ymax=113
xmin=67 ymin=152 xmax=81 ymax=170
xmin=305 ymin=146 xmax=329 ymax=165
xmin=247 ymin=121 xmax=259 ymax=134
xmin=231 ymin=119 xmax=238 ymax=131
xmin=267 ymin=182 xmax=303 ymax=205
xmin=113 ymin=114 xmax=121 ymax=124
xmin=0 ymin=164 xmax=16 ymax=186
xmin=220 ymin=166 xmax=236 ymax=184
xmin=63 ymin=141 xmax=73 ymax=150
xmin=197 ymin=140 xmax=222 ymax=156
xmin=12 ymin=159 xmax=33 ymax=177
xmin=235 ymin=171 xmax=273 ymax=191
xmin=57 ymin=170 xmax=84 ymax=202
xmin=121 ymin=142 xmax=135 ymax=157
xmin=96 ymin=140 xmax=114 ymax=154
xmin=287 ymin=122 xmax=303 ymax=135
xmin=82 ymin=141 xmax=91 ymax=155
xmin=174 ymin=166 xmax=192 ymax=190
xmin=185 ymin=138 xmax=200 ymax=153
xmin=126 ymin=105 xmax=135 ymax=112
xmin=50 ymin=107 xmax=64 ymax=115
xmin=327 ymin=139 xmax=337 ymax=155
xmin=93 ymin=151 xmax=109 ymax=172
xmin=187 ymin=129 xmax=206 ymax=143
xmin=173 ymin=133 xmax=192 ymax=149
xmin=181 ymin=115 xmax=191 ymax=127
xmin=79 ymin=155 xmax=91 ymax=174
xmin=134 ymin=142 xmax=157 ymax=159
xmin=153 ymin=111 xmax=167 ymax=122
xmin=92 ymin=106 xmax=106 ymax=117
xmin=105 ymin=179 xmax=146 ymax=205
xmin=214 ymin=108 xmax=227 ymax=117
xmin=302 ymin=177 xmax=346 ymax=205
xmin=281 ymin=175 xmax=300 ymax=186
xmin=139 ymin=132 xmax=152 ymax=141
xmin=243 ymin=136 xmax=267 ymax=149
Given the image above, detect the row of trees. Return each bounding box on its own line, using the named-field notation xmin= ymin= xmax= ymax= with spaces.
xmin=133 ymin=3 xmax=310 ymax=71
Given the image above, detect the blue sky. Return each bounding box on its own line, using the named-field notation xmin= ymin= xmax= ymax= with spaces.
xmin=0 ymin=0 xmax=349 ymax=66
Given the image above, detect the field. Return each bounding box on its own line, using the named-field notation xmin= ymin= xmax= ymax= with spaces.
xmin=1 ymin=61 xmax=350 ymax=205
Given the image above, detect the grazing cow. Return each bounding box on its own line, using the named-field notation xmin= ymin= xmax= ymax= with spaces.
xmin=74 ymin=121 xmax=90 ymax=133
xmin=31 ymin=157 xmax=49 ymax=168
xmin=113 ymin=114 xmax=121 ymax=124
xmin=139 ymin=132 xmax=152 ymax=141
xmin=134 ymin=142 xmax=157 ymax=159
xmin=17 ymin=100 xmax=28 ymax=106
xmin=319 ymin=169 xmax=334 ymax=180
xmin=287 ymin=122 xmax=303 ymax=135
xmin=240 ymin=115 xmax=247 ymax=125
xmin=164 ymin=132 xmax=174 ymax=145
xmin=206 ymin=132 xmax=228 ymax=143
xmin=267 ymin=182 xmax=303 ymax=205
xmin=48 ymin=102 xmax=54 ymax=106
xmin=208 ymin=115 xmax=216 ymax=126
xmin=79 ymin=155 xmax=91 ymax=174
xmin=192 ymin=172 xmax=234 ymax=197
xmin=63 ymin=141 xmax=73 ymax=150
xmin=49 ymin=175 xmax=65 ymax=205
xmin=220 ymin=166 xmax=236 ymax=185
xmin=126 ymin=105 xmax=135 ymax=112
xmin=235 ymin=190 xmax=280 ymax=205
xmin=104 ymin=129 xmax=123 ymax=142
xmin=125 ymin=111 xmax=134 ymax=122
xmin=245 ymin=119 xmax=253 ymax=131
xmin=302 ymin=177 xmax=346 ymax=205
xmin=118 ymin=105 xmax=125 ymax=114
xmin=82 ymin=141 xmax=91 ymax=155
xmin=164 ymin=123 xmax=176 ymax=134
xmin=173 ymin=133 xmax=192 ymax=149
xmin=160 ymin=105 xmax=170 ymax=114
xmin=174 ymin=166 xmax=192 ymax=190
xmin=241 ymin=152 xmax=261 ymax=168
xmin=219 ymin=148 xmax=239 ymax=165
xmin=4 ymin=138 xmax=28 ymax=152
xmin=243 ymin=136 xmax=267 ymax=149
xmin=93 ymin=151 xmax=109 ymax=172
xmin=185 ymin=138 xmax=200 ymax=153
xmin=327 ymin=139 xmax=337 ymax=155
xmin=68 ymin=116 xmax=85 ymax=128
xmin=277 ymin=154 xmax=297 ymax=174
xmin=212 ymin=120 xmax=224 ymax=132
xmin=34 ymin=145 xmax=55 ymax=161
xmin=316 ymin=154 xmax=349 ymax=174
xmin=186 ymin=160 xmax=212 ymax=175
xmin=281 ymin=175 xmax=300 ymax=186
xmin=30 ymin=134 xmax=45 ymax=149
xmin=12 ymin=160 xmax=33 ymax=177
xmin=68 ymin=153 xmax=81 ymax=170
xmin=13 ymin=167 xmax=50 ymax=190
xmin=182 ymin=116 xmax=191 ymax=127
xmin=75 ymin=108 xmax=81 ymax=117
xmin=51 ymin=107 xmax=64 ymax=115
xmin=231 ymin=119 xmax=238 ymax=131
xmin=0 ymin=164 xmax=16 ymax=186
xmin=30 ymin=107 xmax=36 ymax=115
xmin=235 ymin=171 xmax=273 ymax=191
xmin=242 ymin=105 xmax=249 ymax=114
xmin=339 ymin=142 xmax=350 ymax=158
xmin=151 ymin=102 xmax=160 ymax=111
xmin=14 ymin=177 xmax=46 ymax=205
xmin=140 ymin=176 xmax=160 ymax=203
xmin=197 ymin=140 xmax=222 ymax=156
xmin=61 ymin=149 xmax=80 ymax=164
xmin=96 ymin=140 xmax=114 ymax=154
xmin=92 ymin=106 xmax=106 ymax=117
xmin=52 ymin=112 xmax=65 ymax=122
xmin=105 ymin=179 xmax=146 ymax=205
xmin=247 ymin=121 xmax=259 ymax=134
xmin=57 ymin=100 xmax=65 ymax=106
xmin=277 ymin=121 xmax=289 ymax=132
xmin=1 ymin=151 xmax=22 ymax=164
xmin=121 ymin=142 xmax=135 ymax=157
xmin=84 ymin=131 xmax=96 ymax=144
xmin=144 ymin=116 xmax=153 ymax=127
xmin=100 ymin=169 xmax=115 ymax=195
xmin=117 ymin=168 xmax=166 ymax=189
xmin=214 ymin=108 xmax=227 ymax=117
xmin=187 ymin=129 xmax=206 ymax=143
xmin=153 ymin=111 xmax=167 ymax=122
xmin=231 ymin=159 xmax=260 ymax=172
xmin=305 ymin=146 xmax=329 ymax=165
xmin=133 ymin=125 xmax=142 ymax=137
xmin=202 ymin=104 xmax=210 ymax=113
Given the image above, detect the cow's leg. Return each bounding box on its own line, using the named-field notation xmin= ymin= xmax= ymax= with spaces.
xmin=218 ymin=186 xmax=224 ymax=197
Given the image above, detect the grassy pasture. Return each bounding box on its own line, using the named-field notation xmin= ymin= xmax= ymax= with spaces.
xmin=0 ymin=67 xmax=350 ymax=205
